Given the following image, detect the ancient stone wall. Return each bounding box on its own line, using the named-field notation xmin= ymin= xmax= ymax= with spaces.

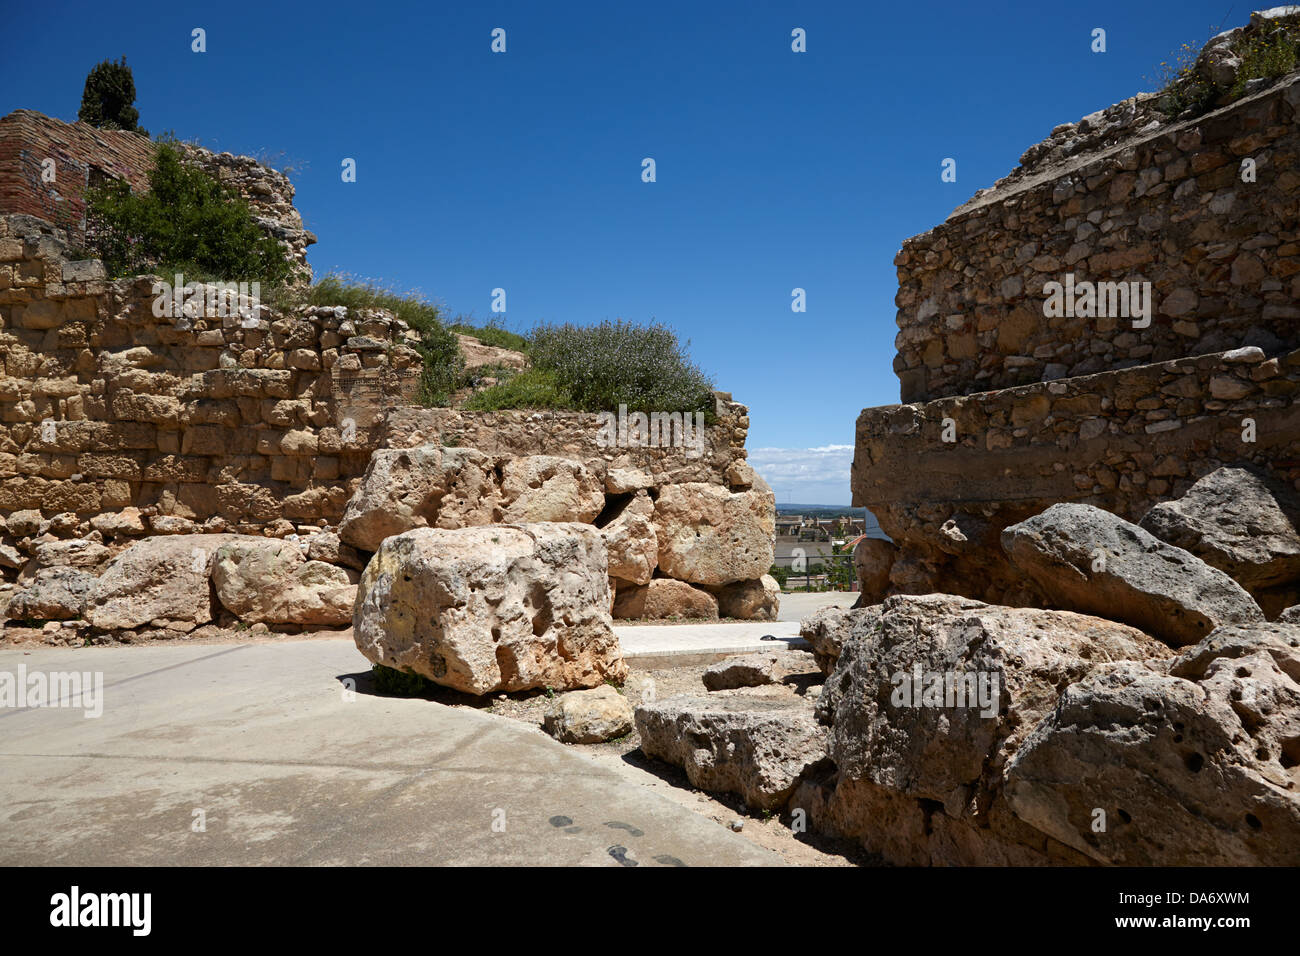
xmin=384 ymin=396 xmax=751 ymax=488
xmin=856 ymin=51 xmax=1300 ymax=620
xmin=0 ymin=110 xmax=313 ymax=276
xmin=854 ymin=346 xmax=1300 ymax=609
xmin=0 ymin=110 xmax=155 ymax=235
xmin=0 ymin=209 xmax=774 ymax=627
xmin=893 ymin=74 xmax=1300 ymax=403
xmin=0 ymin=212 xmax=418 ymax=531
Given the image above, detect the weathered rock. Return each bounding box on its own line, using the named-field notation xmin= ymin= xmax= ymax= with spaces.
xmin=353 ymin=523 xmax=626 ymax=695
xmin=338 ymin=445 xmax=500 ymax=551
xmin=542 ymin=685 xmax=634 ymax=744
xmin=799 ymin=604 xmax=882 ymax=674
xmin=305 ymin=530 xmax=367 ymax=571
xmin=86 ymin=534 xmax=236 ymax=630
xmin=612 ymin=577 xmax=718 ymax=620
xmin=212 ymin=538 xmax=357 ymax=626
xmin=809 ymin=594 xmax=1170 ymax=864
xmin=1003 ymin=503 xmax=1263 ymax=646
xmin=1003 ymin=658 xmax=1300 ymax=865
xmin=653 ymin=481 xmax=775 ymax=586
xmin=1281 ymin=604 xmax=1300 ymax=624
xmin=1140 ymin=467 xmax=1300 ymax=591
xmin=714 ymin=574 xmax=780 ymax=620
xmin=703 ymin=652 xmax=781 ymax=690
xmin=7 ymin=510 xmax=42 ymax=537
xmin=5 ymin=567 xmax=97 ymax=620
xmin=456 ymin=333 xmax=529 ymax=372
xmin=599 ymin=490 xmax=657 ymax=585
xmin=90 ymin=509 xmax=147 ymax=538
xmin=605 ymin=467 xmax=653 ymax=495
xmin=635 ymin=694 xmax=828 ymax=811
xmin=29 ymin=538 xmax=112 ymax=573
xmin=852 ymin=536 xmax=897 ymax=606
xmin=1169 ymin=621 xmax=1300 ymax=684
xmin=0 ymin=543 xmax=22 ymax=570
xmin=499 ymin=455 xmax=604 ymax=524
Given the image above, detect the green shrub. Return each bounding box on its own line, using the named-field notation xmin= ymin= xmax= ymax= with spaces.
xmin=527 ymin=320 xmax=714 ymax=414
xmin=78 ymin=56 xmax=143 ymax=133
xmin=84 ymin=142 xmax=293 ymax=285
xmin=462 ymin=368 xmax=573 ymax=411
xmin=415 ymin=319 xmax=464 ymax=407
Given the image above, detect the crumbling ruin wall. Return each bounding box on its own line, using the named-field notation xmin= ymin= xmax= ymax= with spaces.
xmin=893 ymin=74 xmax=1300 ymax=403
xmin=384 ymin=400 xmax=752 ymax=487
xmin=0 ymin=110 xmax=314 ymax=276
xmin=0 ymin=207 xmax=775 ymax=629
xmin=0 ymin=212 xmax=420 ymax=530
xmin=854 ymin=346 xmax=1300 ymax=611
xmin=855 ymin=63 xmax=1300 ymax=616
xmin=0 ymin=213 xmax=759 ymax=533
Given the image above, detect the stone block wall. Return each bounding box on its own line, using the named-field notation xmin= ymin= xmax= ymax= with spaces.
xmin=0 ymin=213 xmax=419 ymax=531
xmin=383 ymin=395 xmax=752 ymax=488
xmin=893 ymin=74 xmax=1300 ymax=403
xmin=853 ymin=347 xmax=1300 ymax=611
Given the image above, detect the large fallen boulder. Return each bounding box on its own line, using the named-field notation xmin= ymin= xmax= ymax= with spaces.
xmin=212 ymin=538 xmax=357 ymax=626
xmin=1003 ymin=656 xmax=1300 ymax=865
xmin=1002 ymin=503 xmax=1263 ymax=646
xmin=338 ymin=445 xmax=500 ymax=551
xmin=353 ymin=523 xmax=626 ymax=695
xmin=652 ymin=481 xmax=775 ymax=586
xmin=635 ymin=693 xmax=828 ymax=811
xmin=500 ymin=455 xmax=604 ymax=524
xmin=611 ymin=577 xmax=718 ymax=620
xmin=1140 ymin=467 xmax=1300 ymax=591
xmin=86 ymin=534 xmax=236 ymax=630
xmin=700 ymin=650 xmax=816 ymax=691
xmin=805 ymin=594 xmax=1170 ymax=864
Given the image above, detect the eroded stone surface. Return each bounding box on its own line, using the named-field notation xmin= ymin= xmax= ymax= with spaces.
xmin=635 ymin=693 xmax=827 ymax=811
xmin=353 ymin=523 xmax=626 ymax=695
xmin=1003 ymin=503 xmax=1263 ymax=646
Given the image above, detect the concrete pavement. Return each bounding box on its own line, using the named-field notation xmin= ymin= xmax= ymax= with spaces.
xmin=0 ymin=640 xmax=781 ymax=866
xmin=775 ymin=591 xmax=856 ymax=621
xmin=611 ymin=592 xmax=853 ymax=665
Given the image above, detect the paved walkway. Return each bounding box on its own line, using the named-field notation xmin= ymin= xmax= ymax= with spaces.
xmin=0 ymin=641 xmax=780 ymax=866
xmin=613 ymin=592 xmax=853 ymax=663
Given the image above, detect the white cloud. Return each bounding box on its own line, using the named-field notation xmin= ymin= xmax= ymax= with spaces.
xmin=746 ymin=444 xmax=854 ymax=505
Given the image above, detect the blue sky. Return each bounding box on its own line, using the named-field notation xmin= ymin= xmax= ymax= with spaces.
xmin=1 ymin=0 xmax=1241 ymax=502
